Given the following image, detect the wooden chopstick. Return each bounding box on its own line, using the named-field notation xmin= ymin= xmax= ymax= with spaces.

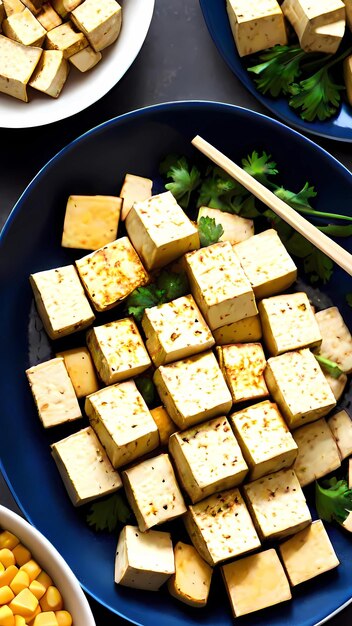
xmin=192 ymin=135 xmax=352 ymax=277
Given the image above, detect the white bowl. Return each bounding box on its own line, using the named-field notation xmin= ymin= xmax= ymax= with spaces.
xmin=0 ymin=505 xmax=96 ymax=626
xmin=0 ymin=0 xmax=155 ymax=129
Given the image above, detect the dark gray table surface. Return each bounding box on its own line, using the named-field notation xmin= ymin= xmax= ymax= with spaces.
xmin=0 ymin=1 xmax=352 ymax=624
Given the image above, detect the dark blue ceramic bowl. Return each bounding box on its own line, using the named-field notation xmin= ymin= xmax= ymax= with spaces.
xmin=1 ymin=101 xmax=352 ymax=626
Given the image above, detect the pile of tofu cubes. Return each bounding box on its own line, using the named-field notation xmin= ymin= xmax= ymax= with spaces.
xmin=25 ymin=174 xmax=352 ymax=618
xmin=0 ymin=0 xmax=122 ymax=101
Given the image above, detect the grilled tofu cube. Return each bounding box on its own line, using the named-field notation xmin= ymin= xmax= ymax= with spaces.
xmin=55 ymin=347 xmax=99 ymax=398
xmin=75 ymin=237 xmax=149 ymax=312
xmin=120 ymin=174 xmax=153 ymax=221
xmin=86 ymin=317 xmax=151 ymax=385
xmin=62 ymin=195 xmax=122 ymax=250
xmin=150 ymin=406 xmax=178 ymax=446
xmin=234 ymin=229 xmax=297 ymax=299
xmin=264 ymin=349 xmax=336 ymax=429
xmin=51 ymin=0 xmax=82 ymax=17
xmin=71 ymin=0 xmax=121 ymax=52
xmin=3 ymin=0 xmax=25 ymax=16
xmin=168 ymin=542 xmax=213 ymax=607
xmin=279 ymin=520 xmax=339 ymax=586
xmin=222 ymin=549 xmax=291 ymax=617
xmin=36 ymin=3 xmax=62 ymax=30
xmin=45 ymin=20 xmax=88 ymax=58
xmin=153 ymin=351 xmax=232 ymax=430
xmin=226 ymin=0 xmax=287 ymax=57
xmin=0 ymin=34 xmax=42 ymax=101
xmin=51 ymin=427 xmax=122 ymax=505
xmin=69 ymin=44 xmax=101 ymax=71
xmin=327 ymin=410 xmax=352 ymax=460
xmin=323 ymin=370 xmax=348 ymax=401
xmin=212 ymin=315 xmax=262 ymax=345
xmin=216 ymin=343 xmax=269 ymax=404
xmin=185 ymin=241 xmax=257 ymax=331
xmin=85 ymin=380 xmax=159 ymax=469
xmin=184 ymin=488 xmax=260 ymax=566
xmin=315 ymin=307 xmax=352 ymax=374
xmin=115 ymin=525 xmax=174 ymax=591
xmin=258 ymin=292 xmax=322 ymax=356
xmin=29 ymin=49 xmax=69 ymax=98
xmin=122 ymin=453 xmax=186 ymax=531
xmin=2 ymin=7 xmax=46 ymax=45
xmin=243 ymin=468 xmax=312 ymax=540
xmin=230 ymin=401 xmax=298 ymax=480
xmin=29 ymin=264 xmax=95 ymax=339
xmin=344 ymin=55 xmax=352 ymax=105
xmin=169 ymin=417 xmax=248 ymax=503
xmin=282 ymin=0 xmax=345 ymax=53
xmin=125 ymin=192 xmax=199 ymax=271
xmin=142 ymin=294 xmax=215 ymax=367
xmin=292 ymin=419 xmax=341 ymax=487
xmin=26 ymin=357 xmax=82 ymax=428
xmin=197 ymin=207 xmax=254 ymax=243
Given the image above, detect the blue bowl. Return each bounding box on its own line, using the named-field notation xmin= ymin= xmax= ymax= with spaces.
xmin=1 ymin=101 xmax=352 ymax=626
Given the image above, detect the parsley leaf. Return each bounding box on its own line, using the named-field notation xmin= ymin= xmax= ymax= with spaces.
xmin=125 ymin=285 xmax=165 ymax=322
xmin=198 ymin=216 xmax=224 ymax=247
xmin=156 ymin=270 xmax=189 ymax=301
xmin=197 ymin=167 xmax=260 ymax=217
xmin=274 ymin=183 xmax=316 ymax=211
xmin=242 ymin=151 xmax=278 ymax=186
xmin=163 ymin=156 xmax=201 ymax=209
xmin=247 ymin=45 xmax=305 ymax=97
xmin=289 ymin=67 xmax=344 ymax=122
xmin=314 ymin=354 xmax=344 ymax=379
xmin=136 ymin=377 xmax=156 ymax=406
xmin=86 ymin=493 xmax=132 ymax=533
xmin=303 ymin=247 xmax=334 ymax=284
xmin=316 ymin=477 xmax=352 ymax=524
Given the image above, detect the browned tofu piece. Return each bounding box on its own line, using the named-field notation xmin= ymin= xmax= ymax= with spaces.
xmin=45 ymin=20 xmax=88 ymax=58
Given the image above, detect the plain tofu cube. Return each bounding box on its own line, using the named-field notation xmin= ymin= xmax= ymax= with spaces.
xmin=234 ymin=229 xmax=297 ymax=299
xmin=153 ymin=350 xmax=232 ymax=430
xmin=142 ymin=294 xmax=215 ymax=367
xmin=29 ymin=264 xmax=95 ymax=339
xmin=227 ymin=0 xmax=287 ymax=57
xmin=51 ymin=427 xmax=122 ymax=505
xmin=29 ymin=49 xmax=69 ymax=98
xmin=344 ymin=55 xmax=352 ymax=106
xmin=167 ymin=542 xmax=213 ymax=608
xmin=315 ymin=307 xmax=352 ymax=374
xmin=216 ymin=343 xmax=269 ymax=404
xmin=71 ymin=0 xmax=122 ymax=52
xmin=150 ymin=406 xmax=178 ymax=447
xmin=243 ymin=468 xmax=312 ymax=541
xmin=282 ymin=0 xmax=345 ymax=35
xmin=327 ymin=410 xmax=352 ymax=460
xmin=45 ymin=20 xmax=88 ymax=58
xmin=169 ymin=416 xmax=248 ymax=503
xmin=322 ymin=369 xmax=348 ymax=401
xmin=212 ymin=315 xmax=262 ymax=345
xmin=115 ymin=525 xmax=174 ymax=591
xmin=299 ymin=19 xmax=345 ymax=54
xmin=3 ymin=0 xmax=25 ymax=16
xmin=75 ymin=236 xmax=149 ymax=312
xmin=264 ymin=348 xmax=336 ymax=429
xmin=197 ymin=206 xmax=254 ymax=243
xmin=36 ymin=3 xmax=62 ymax=31
xmin=55 ymin=347 xmax=99 ymax=398
xmin=62 ymin=195 xmax=122 ymax=250
xmin=279 ymin=520 xmax=339 ymax=586
xmin=86 ymin=317 xmax=151 ymax=385
xmin=184 ymin=488 xmax=260 ymax=566
xmin=85 ymin=380 xmax=159 ymax=468
xmin=292 ymin=419 xmax=341 ymax=487
xmin=120 ymin=174 xmax=153 ymax=221
xmin=69 ymin=44 xmax=101 ymax=71
xmin=230 ymin=401 xmax=298 ymax=480
xmin=26 ymin=357 xmax=82 ymax=428
xmin=2 ymin=7 xmax=46 ymax=46
xmin=125 ymin=191 xmax=199 ymax=271
xmin=122 ymin=453 xmax=187 ymax=532
xmin=222 ymin=549 xmax=291 ymax=617
xmin=0 ymin=34 xmax=42 ymax=102
xmin=185 ymin=241 xmax=257 ymax=331
xmin=52 ymin=0 xmax=83 ymax=17
xmin=258 ymin=292 xmax=322 ymax=356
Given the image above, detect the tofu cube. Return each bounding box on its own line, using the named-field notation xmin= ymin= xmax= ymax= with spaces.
xmin=51 ymin=427 xmax=122 ymax=506
xmin=115 ymin=525 xmax=174 ymax=591
xmin=2 ymin=7 xmax=46 ymax=46
xmin=0 ymin=1 xmax=4 ymax=27
xmin=153 ymin=350 xmax=232 ymax=430
xmin=26 ymin=357 xmax=82 ymax=428
xmin=167 ymin=542 xmax=213 ymax=607
xmin=327 ymin=410 xmax=352 ymax=460
xmin=279 ymin=520 xmax=339 ymax=586
xmin=86 ymin=317 xmax=151 ymax=385
xmin=184 ymin=488 xmax=261 ymax=566
xmin=125 ymin=191 xmax=199 ymax=271
xmin=349 ymin=458 xmax=352 ymax=488
xmin=212 ymin=315 xmax=262 ymax=345
xmin=85 ymin=380 xmax=159 ymax=469
xmin=197 ymin=206 xmax=254 ymax=244
xmin=75 ymin=237 xmax=149 ymax=312
xmin=122 ymin=453 xmax=187 ymax=531
xmin=184 ymin=241 xmax=257 ymax=331
xmin=299 ymin=19 xmax=345 ymax=54
xmin=292 ymin=419 xmax=341 ymax=487
xmin=229 ymin=401 xmax=298 ymax=480
xmin=36 ymin=3 xmax=62 ymax=31
xmin=264 ymin=349 xmax=337 ymax=429
xmin=141 ymin=294 xmax=215 ymax=367
xmin=150 ymin=406 xmax=178 ymax=446
xmin=344 ymin=55 xmax=352 ymax=106
xmin=233 ymin=229 xmax=297 ymax=299
xmin=323 ymin=370 xmax=348 ymax=401
xmin=29 ymin=264 xmax=95 ymax=339
xmin=315 ymin=307 xmax=352 ymax=374
xmin=21 ymin=0 xmax=43 ymax=15
xmin=222 ymin=549 xmax=291 ymax=617
xmin=45 ymin=20 xmax=88 ymax=58
xmin=51 ymin=0 xmax=83 ymax=17
xmin=3 ymin=0 xmax=25 ymax=16
xmin=243 ymin=468 xmax=312 ymax=540
xmin=29 ymin=49 xmax=69 ymax=98
xmin=216 ymin=343 xmax=269 ymax=404
xmin=120 ymin=174 xmax=153 ymax=221
xmin=258 ymin=292 xmax=322 ymax=356
xmin=226 ymin=0 xmax=287 ymax=57
xmin=282 ymin=0 xmax=345 ymax=36
xmin=55 ymin=347 xmax=99 ymax=398
xmin=69 ymin=45 xmax=101 ymax=71
xmin=169 ymin=416 xmax=248 ymax=503
xmin=71 ymin=0 xmax=122 ymax=52
xmin=0 ymin=34 xmax=42 ymax=102
xmin=345 ymin=0 xmax=352 ymax=30
xmin=62 ymin=195 xmax=122 ymax=250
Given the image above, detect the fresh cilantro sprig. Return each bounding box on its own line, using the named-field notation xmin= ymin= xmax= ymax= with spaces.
xmin=289 ymin=66 xmax=344 ymax=122
xmin=87 ymin=493 xmax=132 ymax=533
xmin=198 ymin=216 xmax=224 ymax=247
xmin=316 ymin=477 xmax=352 ymax=524
xmin=136 ymin=376 xmax=156 ymax=407
xmin=125 ymin=270 xmax=189 ymax=321
xmin=247 ymin=45 xmax=306 ymax=97
xmin=160 ymin=155 xmax=201 ymax=209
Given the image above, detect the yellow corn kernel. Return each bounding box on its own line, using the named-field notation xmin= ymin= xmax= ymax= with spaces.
xmin=28 ymin=582 xmax=45 ymax=601
xmin=54 ymin=611 xmax=71 ymax=626
xmin=0 ymin=551 xmax=15 ymax=569
xmin=12 ymin=546 xmax=31 ymax=568
xmin=19 ymin=562 xmax=41 ymax=583
xmin=0 ymin=567 xmax=18 ymax=587
xmin=26 ymin=604 xmax=41 ymax=624
xmin=39 ymin=588 xmax=62 ymax=613
xmin=14 ymin=616 xmax=26 ymax=626
xmin=0 ymin=533 xmax=19 ymax=552
xmin=33 ymin=575 xmax=51 ymax=593
xmin=0 ymin=605 xmax=14 ymax=626
xmin=9 ymin=588 xmax=38 ymax=617
xmin=0 ymin=585 xmax=14 ymax=604
xmin=32 ymin=612 xmax=58 ymax=626
xmin=10 ymin=571 xmax=30 ymax=596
